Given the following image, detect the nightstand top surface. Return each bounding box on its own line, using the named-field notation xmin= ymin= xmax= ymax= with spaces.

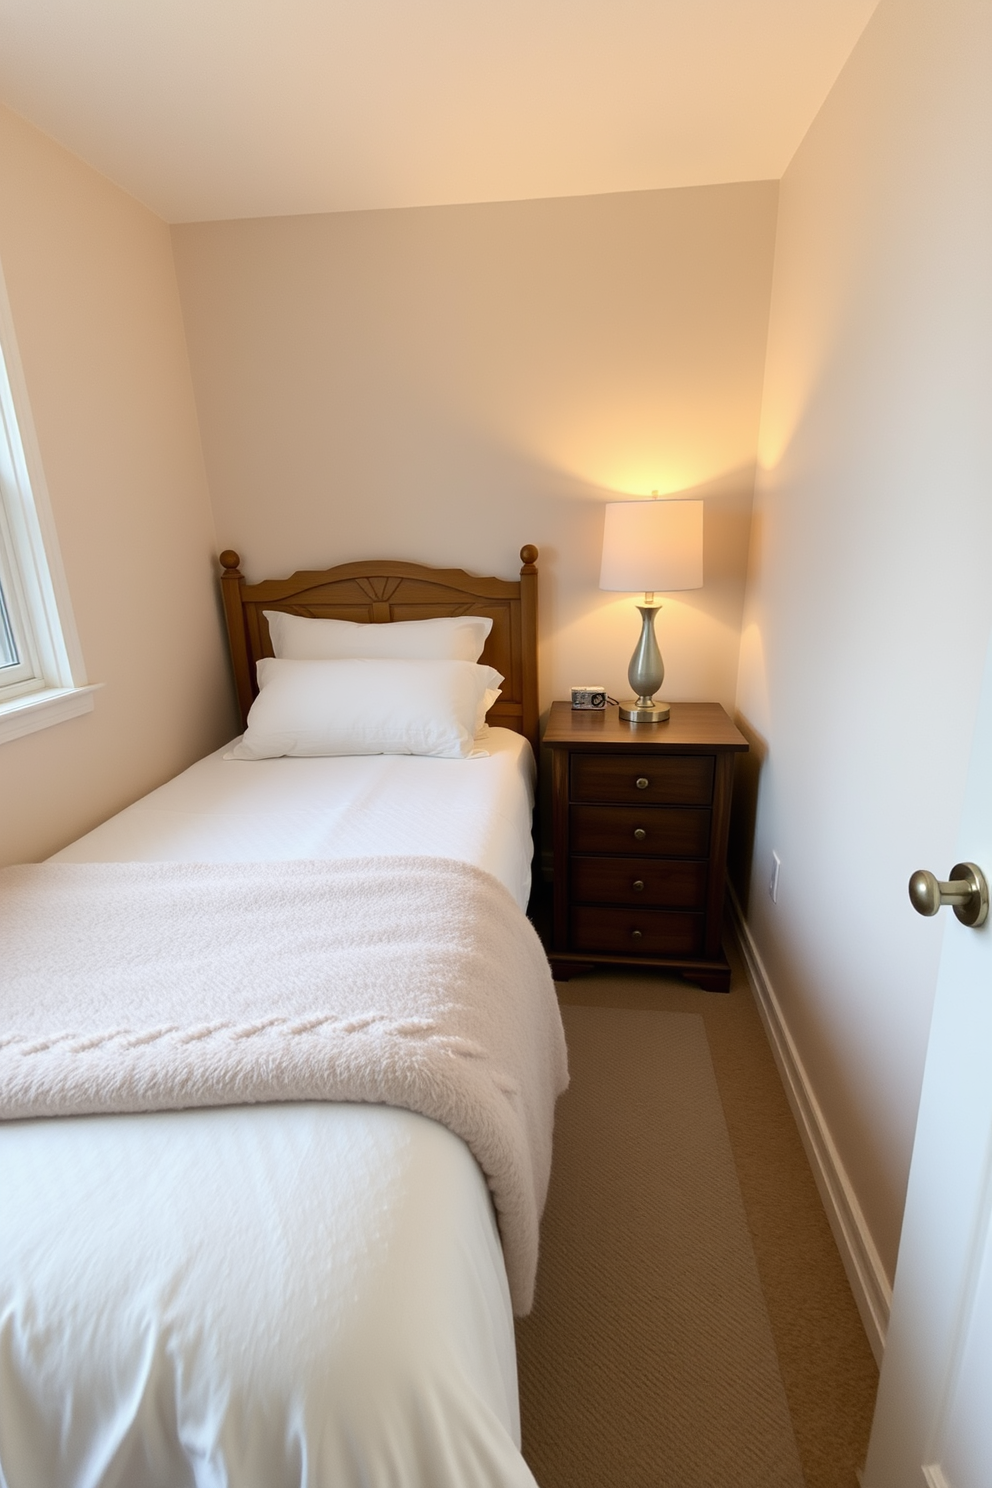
xmin=543 ymin=700 xmax=748 ymax=751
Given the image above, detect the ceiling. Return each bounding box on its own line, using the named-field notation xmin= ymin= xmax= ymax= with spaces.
xmin=0 ymin=0 xmax=880 ymax=224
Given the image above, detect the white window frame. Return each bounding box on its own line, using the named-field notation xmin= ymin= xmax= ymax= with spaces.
xmin=0 ymin=255 xmax=97 ymax=745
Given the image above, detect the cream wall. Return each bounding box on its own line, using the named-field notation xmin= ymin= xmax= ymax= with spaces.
xmin=0 ymin=107 xmax=236 ymax=867
xmin=171 ymin=184 xmax=778 ymax=717
xmin=736 ymin=0 xmax=992 ymax=1325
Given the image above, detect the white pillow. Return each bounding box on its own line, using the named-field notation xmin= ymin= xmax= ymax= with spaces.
xmin=473 ymin=686 xmax=501 ymax=740
xmin=264 ymin=610 xmax=493 ymax=663
xmin=226 ymin=658 xmax=504 ymax=760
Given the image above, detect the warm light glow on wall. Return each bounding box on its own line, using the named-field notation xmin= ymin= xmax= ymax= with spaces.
xmin=560 ymin=458 xmax=720 ymax=501
xmin=596 ymin=465 xmax=698 ymax=500
xmin=525 ymin=400 xmax=762 ymax=498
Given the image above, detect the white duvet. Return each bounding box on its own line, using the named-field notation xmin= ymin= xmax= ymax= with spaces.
xmin=0 ymin=730 xmax=543 ymax=1488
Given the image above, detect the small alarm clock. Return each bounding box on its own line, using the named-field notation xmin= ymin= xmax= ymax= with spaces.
xmin=571 ymin=686 xmax=607 ymax=710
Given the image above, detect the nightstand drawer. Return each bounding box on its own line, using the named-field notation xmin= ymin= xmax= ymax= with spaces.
xmin=571 ymin=855 xmax=708 ymax=908
xmin=571 ymin=753 xmax=714 ymax=806
xmin=570 ymin=804 xmax=711 ymax=858
xmin=570 ymin=906 xmax=704 ymax=957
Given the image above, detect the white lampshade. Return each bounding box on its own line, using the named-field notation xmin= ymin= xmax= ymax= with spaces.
xmin=600 ymin=498 xmax=704 ymax=593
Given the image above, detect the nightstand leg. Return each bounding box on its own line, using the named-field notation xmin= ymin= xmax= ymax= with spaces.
xmin=549 ymin=959 xmax=594 ymax=982
xmin=684 ymin=968 xmax=731 ymax=993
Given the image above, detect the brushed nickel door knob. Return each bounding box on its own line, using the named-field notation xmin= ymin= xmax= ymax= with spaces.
xmin=909 ymin=862 xmax=989 ymax=927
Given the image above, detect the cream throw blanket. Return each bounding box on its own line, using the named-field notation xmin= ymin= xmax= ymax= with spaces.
xmin=0 ymin=856 xmax=568 ymax=1314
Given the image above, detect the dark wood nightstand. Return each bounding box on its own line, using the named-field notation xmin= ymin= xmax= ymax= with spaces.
xmin=543 ymin=701 xmax=748 ymax=991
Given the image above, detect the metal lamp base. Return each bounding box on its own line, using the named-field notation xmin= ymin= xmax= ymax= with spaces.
xmin=619 ymin=698 xmax=670 ymax=723
xmin=619 ymin=603 xmax=670 ymax=723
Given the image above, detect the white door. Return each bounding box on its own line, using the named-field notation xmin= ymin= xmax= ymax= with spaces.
xmin=864 ymin=635 xmax=992 ymax=1488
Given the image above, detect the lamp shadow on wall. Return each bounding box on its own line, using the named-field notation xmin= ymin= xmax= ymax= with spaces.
xmin=727 ymin=496 xmax=771 ymax=913
xmin=728 ymin=710 xmax=768 ymax=912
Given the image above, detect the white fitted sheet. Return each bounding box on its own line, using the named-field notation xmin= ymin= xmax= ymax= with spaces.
xmin=1 ymin=729 xmax=541 ymax=1488
xmin=53 ymin=726 xmax=536 ymax=911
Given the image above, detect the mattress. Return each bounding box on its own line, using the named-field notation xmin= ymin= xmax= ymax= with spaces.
xmin=1 ymin=729 xmax=542 ymax=1488
xmin=52 ymin=725 xmax=536 ymax=910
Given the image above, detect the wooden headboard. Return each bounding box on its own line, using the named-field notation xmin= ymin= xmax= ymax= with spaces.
xmin=219 ymin=547 xmax=539 ymax=752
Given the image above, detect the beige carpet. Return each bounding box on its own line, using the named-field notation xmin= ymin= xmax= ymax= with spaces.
xmin=516 ymin=1005 xmax=805 ymax=1488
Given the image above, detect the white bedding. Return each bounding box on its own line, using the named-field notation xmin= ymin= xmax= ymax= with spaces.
xmin=52 ymin=726 xmax=536 ymax=911
xmin=1 ymin=1105 xmax=537 ymax=1488
xmin=1 ymin=729 xmax=544 ymax=1488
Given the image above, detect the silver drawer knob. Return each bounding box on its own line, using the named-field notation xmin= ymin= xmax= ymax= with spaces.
xmin=636 ymin=777 xmax=649 ymax=790
xmin=633 ymin=827 xmax=647 ymax=841
xmin=631 ymin=929 xmax=643 ymax=940
xmin=632 ymin=880 xmax=645 ymax=893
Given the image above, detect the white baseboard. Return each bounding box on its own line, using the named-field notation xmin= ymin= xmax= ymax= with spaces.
xmin=727 ymin=885 xmax=891 ymax=1365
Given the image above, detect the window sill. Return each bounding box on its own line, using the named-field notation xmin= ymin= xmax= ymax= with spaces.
xmin=0 ymin=683 xmax=100 ymax=744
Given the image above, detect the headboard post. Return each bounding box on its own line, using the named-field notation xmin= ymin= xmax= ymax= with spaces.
xmin=219 ymin=551 xmax=254 ymax=725
xmin=519 ymin=545 xmax=539 ymax=754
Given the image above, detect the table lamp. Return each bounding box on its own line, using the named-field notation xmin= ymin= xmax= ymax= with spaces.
xmin=599 ymin=494 xmax=703 ymax=722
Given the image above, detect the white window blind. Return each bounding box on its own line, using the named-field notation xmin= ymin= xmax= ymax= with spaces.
xmin=0 ymin=257 xmax=96 ymax=743
xmin=0 ymin=575 xmax=18 ymax=669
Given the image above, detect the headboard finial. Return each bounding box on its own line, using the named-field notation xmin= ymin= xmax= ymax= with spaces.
xmin=219 ymin=551 xmax=242 ymax=575
xmin=519 ymin=545 xmax=538 ymax=572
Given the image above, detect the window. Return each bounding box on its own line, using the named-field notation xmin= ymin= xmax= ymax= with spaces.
xmin=0 ymin=257 xmax=95 ymax=744
xmin=0 ymin=572 xmax=19 ymax=669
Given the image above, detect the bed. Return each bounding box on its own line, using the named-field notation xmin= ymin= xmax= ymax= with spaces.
xmin=0 ymin=548 xmax=566 ymax=1488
